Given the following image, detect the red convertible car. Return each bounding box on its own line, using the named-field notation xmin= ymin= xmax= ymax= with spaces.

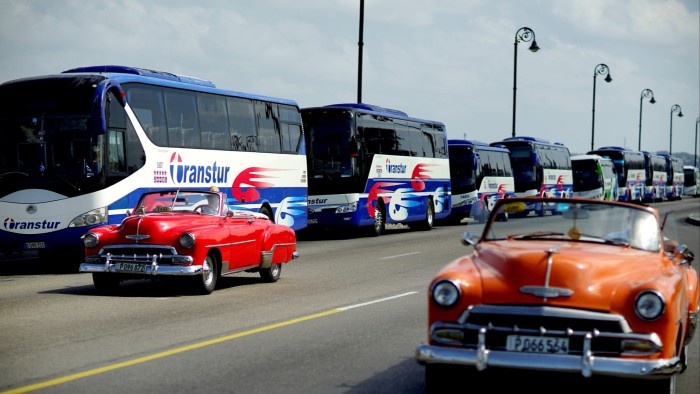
xmin=416 ymin=197 xmax=698 ymax=393
xmin=79 ymin=189 xmax=298 ymax=294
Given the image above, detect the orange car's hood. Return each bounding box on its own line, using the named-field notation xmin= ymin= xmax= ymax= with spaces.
xmin=474 ymin=240 xmax=664 ymax=311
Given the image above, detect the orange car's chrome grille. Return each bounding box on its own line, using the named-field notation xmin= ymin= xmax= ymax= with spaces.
xmin=440 ymin=305 xmax=635 ymax=356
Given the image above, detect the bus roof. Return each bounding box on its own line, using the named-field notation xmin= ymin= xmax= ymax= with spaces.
xmin=571 ymin=154 xmax=612 ymax=162
xmin=448 ymin=139 xmax=510 ymax=152
xmin=493 ymin=136 xmax=569 ymax=149
xmin=304 ymin=103 xmax=445 ymax=127
xmin=54 ymin=65 xmax=299 ymax=107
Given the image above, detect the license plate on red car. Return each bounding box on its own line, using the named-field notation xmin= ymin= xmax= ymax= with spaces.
xmin=115 ymin=262 xmax=148 ymax=273
xmin=506 ymin=335 xmax=569 ymax=354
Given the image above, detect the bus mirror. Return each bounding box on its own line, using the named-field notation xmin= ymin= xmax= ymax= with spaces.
xmin=531 ymin=151 xmax=538 ymax=164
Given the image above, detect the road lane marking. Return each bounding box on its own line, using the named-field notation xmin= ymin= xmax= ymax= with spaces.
xmin=1 ymin=291 xmax=418 ymax=394
xmin=379 ymin=251 xmax=421 ymax=260
xmin=338 ymin=292 xmax=418 ymax=311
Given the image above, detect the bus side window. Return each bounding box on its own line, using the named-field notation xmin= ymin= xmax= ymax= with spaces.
xmin=227 ymin=97 xmax=257 ymax=152
xmin=255 ymin=102 xmax=281 ymax=153
xmin=164 ymin=88 xmax=200 ymax=149
xmin=197 ymin=93 xmax=229 ymax=150
xmin=124 ymin=84 xmax=168 ymax=146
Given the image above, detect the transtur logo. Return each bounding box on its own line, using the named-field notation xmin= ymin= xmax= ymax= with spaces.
xmin=4 ymin=218 xmax=60 ymax=230
xmin=169 ymin=152 xmax=231 ymax=184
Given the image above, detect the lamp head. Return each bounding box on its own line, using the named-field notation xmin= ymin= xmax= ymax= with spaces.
xmin=679 ymin=111 xmax=684 ymax=117
xmin=529 ymin=40 xmax=540 ymax=52
xmin=650 ymin=97 xmax=656 ymax=104
xmin=604 ymin=73 xmax=612 ymax=83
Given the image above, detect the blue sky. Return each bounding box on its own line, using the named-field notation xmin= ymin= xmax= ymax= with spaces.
xmin=1 ymin=0 xmax=698 ymax=156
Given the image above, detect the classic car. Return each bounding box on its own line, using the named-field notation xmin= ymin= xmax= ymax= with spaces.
xmin=416 ymin=197 xmax=698 ymax=393
xmin=79 ymin=189 xmax=298 ymax=294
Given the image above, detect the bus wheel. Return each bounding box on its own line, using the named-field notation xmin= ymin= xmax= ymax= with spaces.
xmin=259 ymin=206 xmax=274 ymax=222
xmin=369 ymin=203 xmax=385 ymax=237
xmin=417 ymin=199 xmax=434 ymax=231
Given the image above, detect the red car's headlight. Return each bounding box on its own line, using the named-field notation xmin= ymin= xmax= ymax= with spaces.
xmin=635 ymin=290 xmax=666 ymax=321
xmin=82 ymin=232 xmax=99 ymax=248
xmin=432 ymin=280 xmax=460 ymax=307
xmin=179 ymin=232 xmax=196 ymax=248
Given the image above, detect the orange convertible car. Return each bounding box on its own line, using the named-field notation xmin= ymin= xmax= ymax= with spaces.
xmin=416 ymin=197 xmax=698 ymax=392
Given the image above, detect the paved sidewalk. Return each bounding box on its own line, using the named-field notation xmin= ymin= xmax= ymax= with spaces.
xmin=687 ymin=213 xmax=700 ymax=226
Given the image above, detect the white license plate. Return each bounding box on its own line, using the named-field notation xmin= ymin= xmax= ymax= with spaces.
xmin=115 ymin=262 xmax=148 ymax=273
xmin=23 ymin=242 xmax=46 ymax=249
xmin=506 ymin=335 xmax=569 ymax=354
xmin=307 ymin=219 xmax=318 ymax=224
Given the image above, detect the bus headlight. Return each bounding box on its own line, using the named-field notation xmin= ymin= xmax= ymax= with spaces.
xmin=336 ymin=201 xmax=357 ymax=214
xmin=635 ymin=290 xmax=665 ymax=321
xmin=82 ymin=232 xmax=100 ymax=248
xmin=69 ymin=207 xmax=108 ymax=228
xmin=432 ymin=280 xmax=460 ymax=307
xmin=180 ymin=232 xmax=196 ymax=248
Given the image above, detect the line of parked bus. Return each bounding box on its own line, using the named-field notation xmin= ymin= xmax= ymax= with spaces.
xmin=1 ymin=66 xmax=697 ymax=267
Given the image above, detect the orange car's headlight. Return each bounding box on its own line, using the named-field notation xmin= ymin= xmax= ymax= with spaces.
xmin=432 ymin=280 xmax=460 ymax=307
xmin=635 ymin=290 xmax=666 ymax=321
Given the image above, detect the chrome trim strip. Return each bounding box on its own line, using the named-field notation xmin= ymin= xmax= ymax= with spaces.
xmin=205 ymin=239 xmax=256 ymax=248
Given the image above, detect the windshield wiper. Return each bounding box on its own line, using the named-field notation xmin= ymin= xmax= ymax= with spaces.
xmin=514 ymin=232 xmax=566 ymax=239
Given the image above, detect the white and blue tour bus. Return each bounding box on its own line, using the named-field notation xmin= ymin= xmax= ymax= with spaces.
xmin=571 ymin=154 xmax=617 ymax=201
xmin=302 ymin=103 xmax=450 ymax=236
xmin=491 ymin=136 xmax=573 ymax=217
xmin=588 ymin=146 xmax=645 ymax=203
xmin=659 ymin=153 xmax=684 ymax=200
xmin=642 ymin=151 xmax=667 ymax=202
xmin=0 ymin=65 xmax=308 ymax=269
xmin=446 ymin=139 xmax=514 ymax=223
xmin=684 ymin=165 xmax=700 ymax=197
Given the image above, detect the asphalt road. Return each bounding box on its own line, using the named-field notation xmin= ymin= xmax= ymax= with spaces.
xmin=0 ymin=198 xmax=698 ymax=394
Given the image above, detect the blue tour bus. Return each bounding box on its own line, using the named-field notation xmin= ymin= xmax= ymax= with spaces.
xmin=302 ymin=103 xmax=451 ymax=236
xmin=659 ymin=153 xmax=684 ymax=200
xmin=446 ymin=139 xmax=514 ymax=224
xmin=491 ymin=136 xmax=573 ymax=217
xmin=588 ymin=147 xmax=645 ymax=203
xmin=642 ymin=151 xmax=667 ymax=202
xmin=0 ymin=65 xmax=308 ymax=268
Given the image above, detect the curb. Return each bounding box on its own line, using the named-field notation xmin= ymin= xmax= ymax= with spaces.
xmin=686 ymin=214 xmax=700 ymax=226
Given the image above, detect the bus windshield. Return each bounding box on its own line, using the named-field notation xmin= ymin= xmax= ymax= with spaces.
xmin=508 ymin=146 xmax=536 ymax=185
xmin=0 ymin=76 xmax=105 ymax=198
xmin=572 ymin=159 xmax=602 ymax=191
xmin=305 ymin=111 xmax=353 ymax=179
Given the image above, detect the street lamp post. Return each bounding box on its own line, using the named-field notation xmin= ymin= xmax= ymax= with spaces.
xmin=512 ymin=27 xmax=539 ymax=138
xmin=669 ymin=104 xmax=683 ymax=154
xmin=357 ymin=0 xmax=365 ymax=103
xmin=637 ymin=89 xmax=655 ymax=151
xmin=590 ymin=64 xmax=612 ymax=151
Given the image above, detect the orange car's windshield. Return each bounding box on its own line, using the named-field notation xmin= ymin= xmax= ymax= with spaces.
xmin=485 ymin=200 xmax=661 ymax=252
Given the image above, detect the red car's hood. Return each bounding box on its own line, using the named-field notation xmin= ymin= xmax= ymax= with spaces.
xmin=473 ymin=240 xmax=664 ymax=311
xmin=115 ymin=213 xmax=224 ymax=242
